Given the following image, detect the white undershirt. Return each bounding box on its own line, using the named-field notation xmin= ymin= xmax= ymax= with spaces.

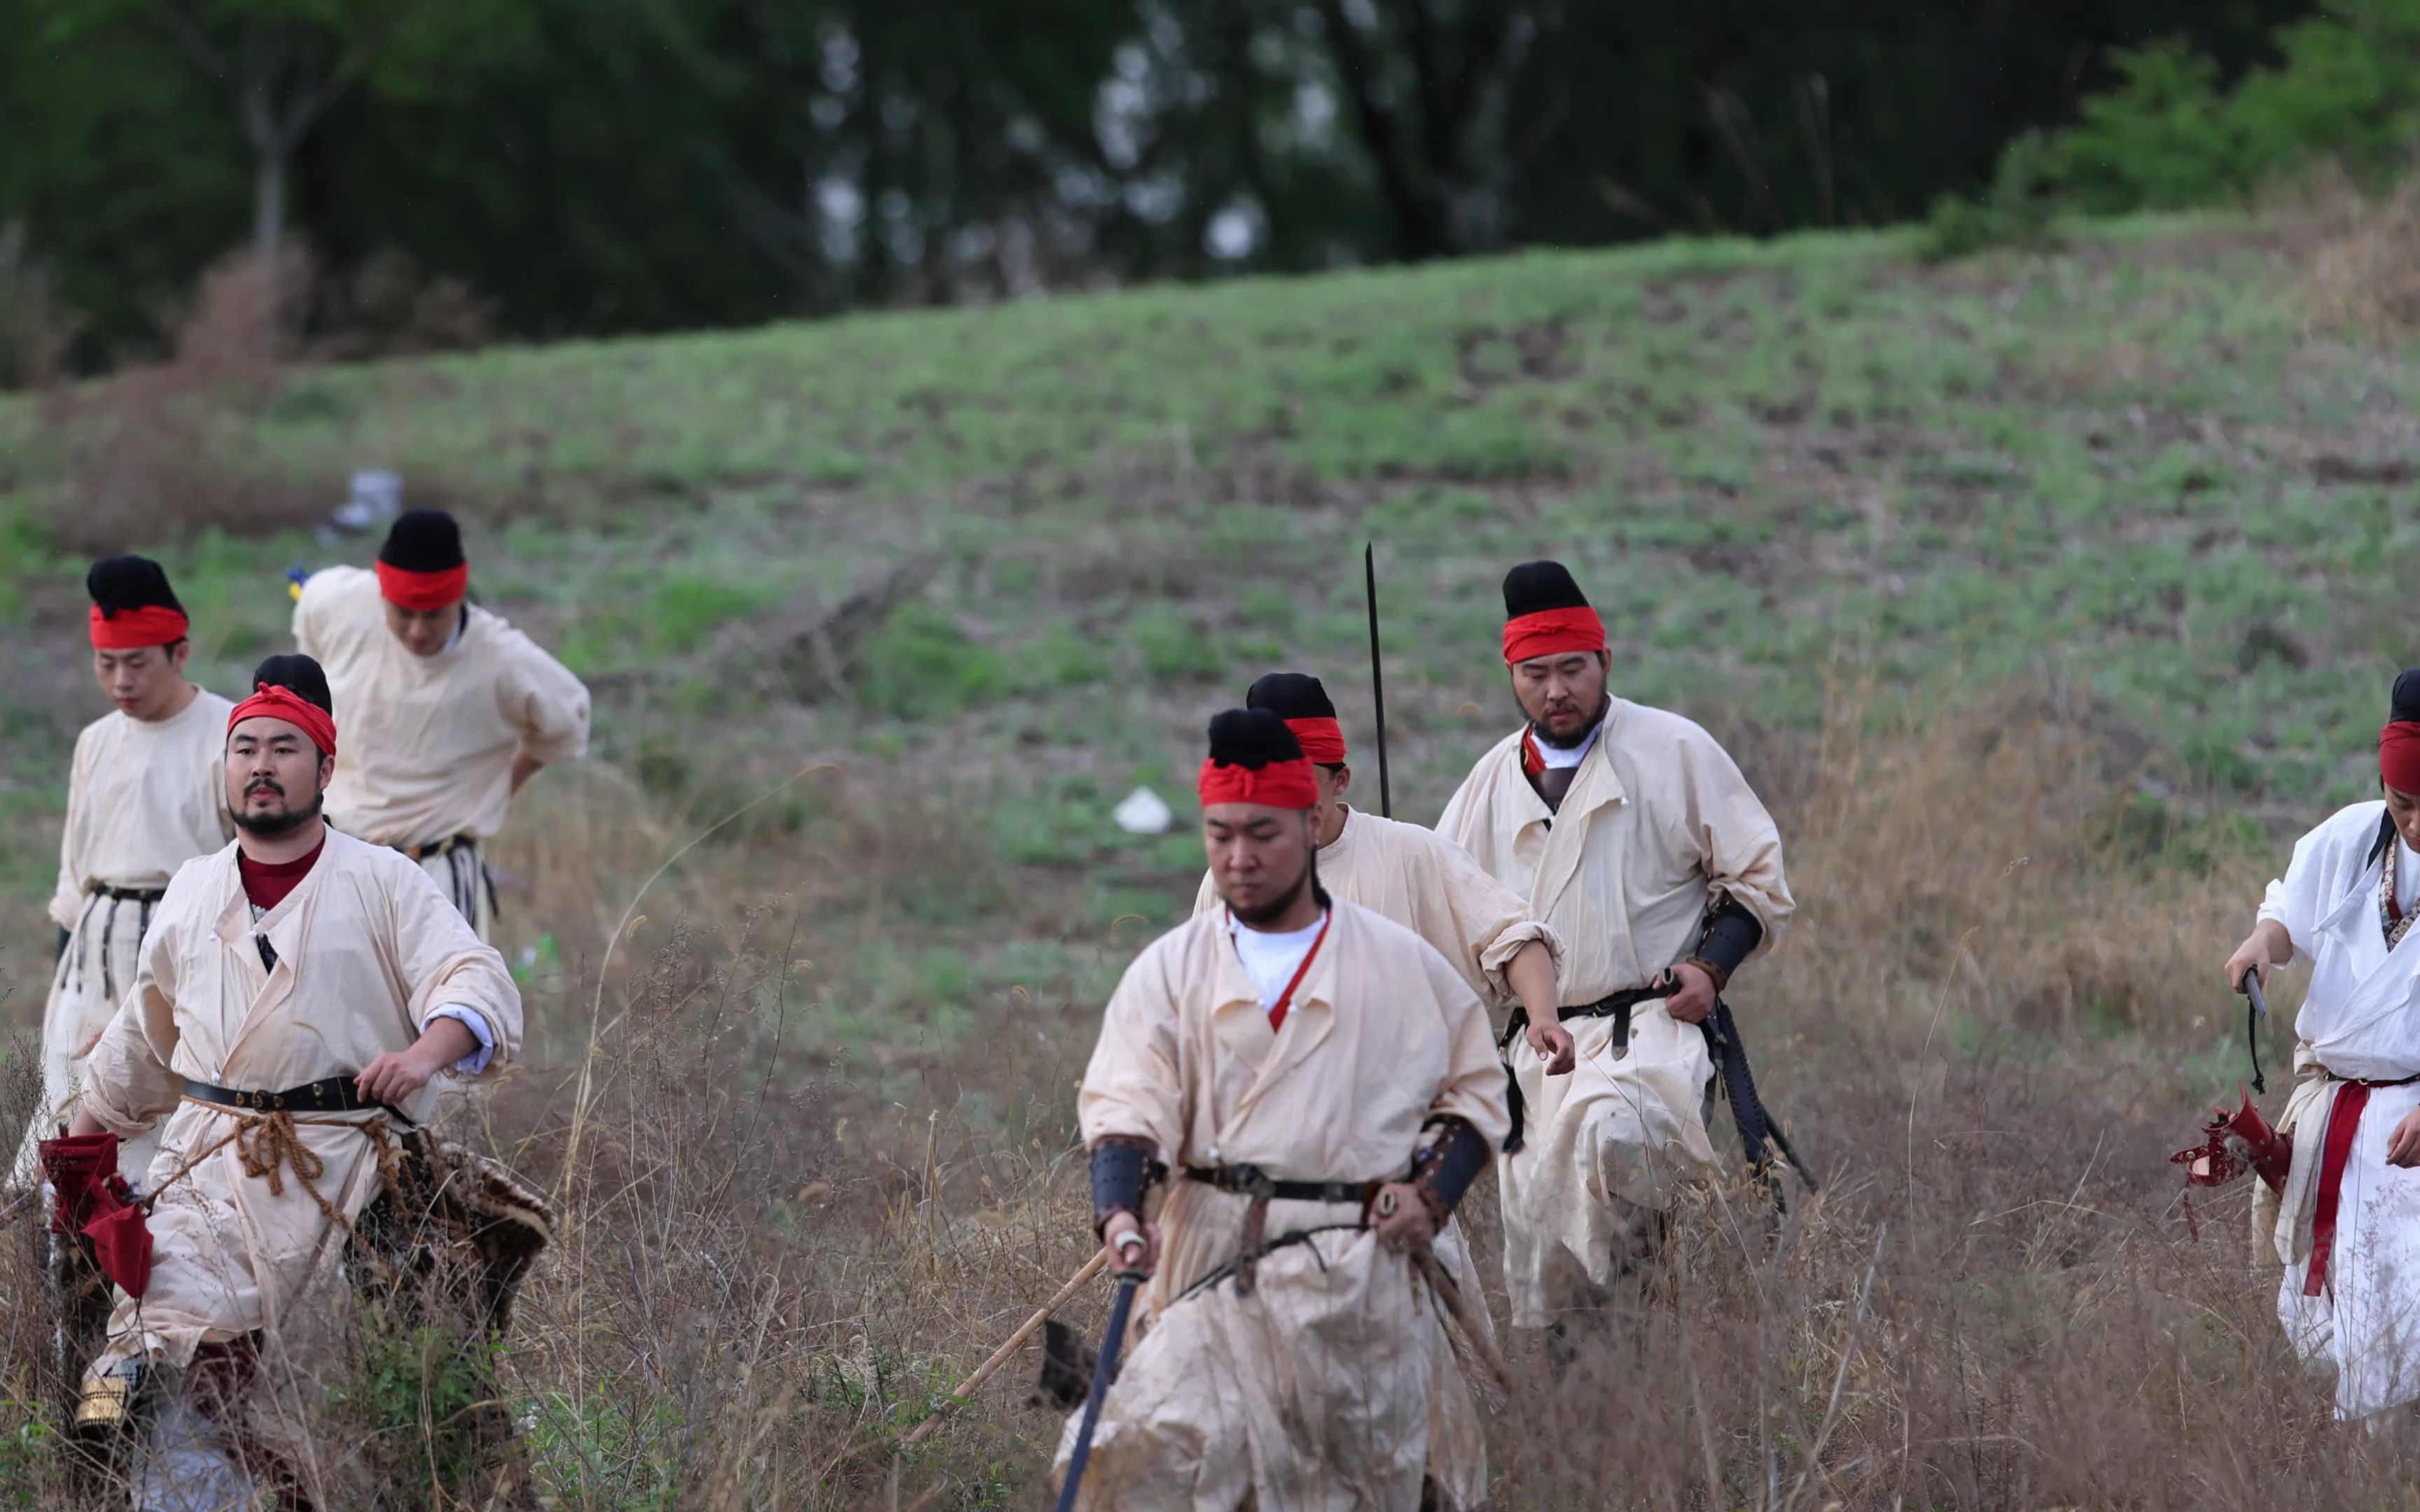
xmin=1531 ymin=720 xmax=1602 ymax=770
xmin=1228 ymin=911 xmax=1328 ymax=1018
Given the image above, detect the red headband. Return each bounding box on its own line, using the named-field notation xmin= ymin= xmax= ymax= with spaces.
xmin=229 ymin=683 xmax=338 ymax=757
xmin=1500 ymin=605 xmax=1597 ymax=662
xmin=1198 ymin=758 xmax=1320 ymax=811
xmin=1284 ymin=718 xmax=1347 ymax=764
xmin=2384 ymin=722 xmax=2420 ymax=795
xmin=1503 ymin=606 xmax=1605 ymax=665
xmin=89 ymin=605 xmax=190 ymax=650
xmin=375 ymin=560 xmax=468 ymax=612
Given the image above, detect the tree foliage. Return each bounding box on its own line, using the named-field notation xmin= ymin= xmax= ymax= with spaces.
xmin=0 ymin=0 xmax=2320 ymax=363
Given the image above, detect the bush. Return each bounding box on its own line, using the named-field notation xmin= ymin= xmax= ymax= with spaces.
xmin=1966 ymin=1 xmax=2420 ymax=232
xmin=1921 ymin=132 xmax=2066 ymax=261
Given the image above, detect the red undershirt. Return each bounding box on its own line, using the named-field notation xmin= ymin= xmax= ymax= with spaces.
xmin=237 ymin=835 xmax=326 ymax=912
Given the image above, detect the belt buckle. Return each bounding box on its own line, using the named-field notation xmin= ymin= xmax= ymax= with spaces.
xmin=1235 ymin=1166 xmax=1276 ymax=1200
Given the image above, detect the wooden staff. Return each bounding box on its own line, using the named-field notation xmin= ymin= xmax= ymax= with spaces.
xmin=1411 ymin=1249 xmax=1515 ymax=1396
xmin=898 ymin=1246 xmax=1111 ymax=1449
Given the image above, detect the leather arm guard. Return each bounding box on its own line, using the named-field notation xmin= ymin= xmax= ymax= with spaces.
xmin=1090 ymin=1135 xmax=1166 ymax=1236
xmin=1689 ymin=896 xmax=1765 ymax=990
xmin=1407 ymin=1116 xmax=1490 ymax=1231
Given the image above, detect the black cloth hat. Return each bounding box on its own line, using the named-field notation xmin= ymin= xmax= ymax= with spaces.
xmin=1501 ymin=560 xmax=1591 ymax=620
xmin=87 ymin=555 xmax=184 ymax=616
xmin=377 ymin=509 xmax=466 ymax=573
xmin=2394 ymin=669 xmax=2420 ymax=725
xmin=1205 ymin=708 xmax=1305 ymax=769
xmin=1244 ymin=672 xmax=1337 ymax=724
xmin=249 ymin=654 xmax=335 ymax=715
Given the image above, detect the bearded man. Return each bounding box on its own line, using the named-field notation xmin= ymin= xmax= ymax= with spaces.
xmin=65 ymin=654 xmax=521 ymax=1474
xmin=2226 ymin=669 xmax=2420 ymax=1420
xmin=1438 ymin=561 xmax=1793 ymax=1334
xmin=1059 ymin=709 xmax=1509 ymax=1512
xmin=293 ymin=507 xmax=590 ymax=937
xmin=13 ymin=558 xmax=233 ymax=1184
xmin=1188 ymin=671 xmax=1565 ymax=1507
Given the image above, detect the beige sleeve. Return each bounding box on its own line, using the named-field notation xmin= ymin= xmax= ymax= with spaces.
xmin=291 ymin=573 xmax=325 ymax=658
xmin=1423 ymin=832 xmax=1562 ymax=1006
xmin=48 ymin=729 xmax=94 ymax=931
xmin=1076 ymin=947 xmax=1186 ymax=1157
xmin=1682 ymin=732 xmax=1795 ymax=953
xmin=81 ymin=904 xmax=188 ymax=1136
xmin=496 ymin=631 xmax=591 ymax=765
xmin=392 ymin=861 xmax=523 ymax=1077
xmin=1420 ymin=948 xmax=1512 ymax=1152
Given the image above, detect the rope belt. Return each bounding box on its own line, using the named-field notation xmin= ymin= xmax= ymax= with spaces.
xmin=1182 ymin=1163 xmax=1383 ymax=1298
xmin=1497 ymin=984 xmax=1664 ymax=1152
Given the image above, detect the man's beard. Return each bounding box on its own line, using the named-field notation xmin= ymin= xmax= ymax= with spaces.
xmin=1225 ymin=858 xmax=1317 ymax=927
xmin=1530 ymin=692 xmax=1612 ymax=750
xmin=233 ymin=783 xmax=325 ymax=838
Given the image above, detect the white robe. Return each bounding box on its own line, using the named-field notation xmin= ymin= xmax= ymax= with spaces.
xmin=76 ymin=829 xmax=521 ymax=1376
xmin=1190 ymin=806 xmax=1557 ymax=1506
xmin=293 ymin=566 xmax=589 ymax=936
xmin=14 ymin=690 xmax=234 ymax=1184
xmin=1439 ymin=699 xmax=1793 ymax=1327
xmin=1057 ymin=902 xmax=1510 ymax=1511
xmin=2257 ymin=800 xmax=2420 ymax=1419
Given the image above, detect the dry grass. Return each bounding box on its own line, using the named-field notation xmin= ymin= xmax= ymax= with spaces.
xmin=0 ymin=682 xmax=2393 ymax=1509
xmin=2305 ymin=177 xmax=2420 ymax=342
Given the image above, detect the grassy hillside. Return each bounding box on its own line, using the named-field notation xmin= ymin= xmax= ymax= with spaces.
xmin=0 ymin=212 xmax=2414 ymax=1506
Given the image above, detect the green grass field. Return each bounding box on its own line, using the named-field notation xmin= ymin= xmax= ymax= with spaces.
xmin=1 ymin=211 xmax=2405 ymax=1060
xmin=0 ymin=209 xmax=2412 ymax=1506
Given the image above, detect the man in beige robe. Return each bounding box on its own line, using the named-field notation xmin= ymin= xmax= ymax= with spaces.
xmin=13 ymin=557 xmax=233 ymax=1186
xmin=1439 ymin=561 xmax=1793 ymax=1335
xmin=293 ymin=507 xmax=590 ymax=938
xmin=1059 ymin=708 xmax=1510 ymax=1512
xmin=67 ymin=654 xmax=521 ymax=1457
xmin=1188 ymin=671 xmax=1566 ymax=1508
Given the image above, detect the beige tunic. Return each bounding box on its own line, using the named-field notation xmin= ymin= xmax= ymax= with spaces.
xmin=77 ymin=829 xmax=521 ymax=1375
xmin=292 ymin=564 xmax=590 ymax=850
xmin=1439 ymin=698 xmax=1793 ymax=1327
xmin=1190 ymin=805 xmax=1560 ymax=1007
xmin=1190 ymin=806 xmax=1557 ymax=1506
xmin=14 ymin=690 xmax=234 ymax=1184
xmin=1055 ymin=902 xmax=1510 ymax=1512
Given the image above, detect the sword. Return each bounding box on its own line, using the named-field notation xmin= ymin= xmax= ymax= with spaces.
xmin=2241 ymin=969 xmax=2270 ymax=1095
xmin=1678 ymin=974 xmax=1820 ymax=1201
xmin=1055 ymin=1231 xmax=1148 ymax=1512
xmin=1364 ymin=542 xmax=1391 ymax=819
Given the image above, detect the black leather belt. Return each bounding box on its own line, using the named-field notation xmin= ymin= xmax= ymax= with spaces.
xmin=396 ymin=834 xmax=478 ymax=862
xmin=1184 ymin=1164 xmax=1377 ymax=1206
xmin=1498 ymin=983 xmax=1667 ymax=1153
xmin=86 ymin=883 xmax=167 ymax=902
xmin=182 ymin=1076 xmax=398 ymax=1119
xmin=1498 ymin=983 xmax=1662 ymax=1054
